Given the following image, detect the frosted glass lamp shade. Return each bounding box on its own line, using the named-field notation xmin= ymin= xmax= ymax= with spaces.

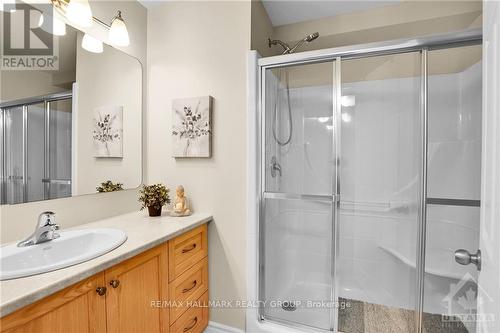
xmin=66 ymin=0 xmax=93 ymax=27
xmin=108 ymin=11 xmax=130 ymax=47
xmin=53 ymin=14 xmax=67 ymax=36
xmin=82 ymin=33 xmax=103 ymax=53
xmin=40 ymin=11 xmax=66 ymax=36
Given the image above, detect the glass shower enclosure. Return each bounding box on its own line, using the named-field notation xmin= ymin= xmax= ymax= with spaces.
xmin=257 ymin=30 xmax=482 ymax=333
xmin=0 ymin=92 xmax=73 ymax=204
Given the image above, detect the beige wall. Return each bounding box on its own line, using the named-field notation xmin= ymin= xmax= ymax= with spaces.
xmin=1 ymin=71 xmax=69 ymax=102
xmin=0 ymin=1 xmax=147 ymax=244
xmin=147 ymin=1 xmax=251 ymax=329
xmin=251 ymin=0 xmax=482 ymax=56
xmin=74 ymin=34 xmax=142 ymax=195
xmin=253 ymin=0 xmax=482 ymax=88
xmin=0 ymin=16 xmax=78 ymax=102
xmin=251 ymin=0 xmax=278 ymax=57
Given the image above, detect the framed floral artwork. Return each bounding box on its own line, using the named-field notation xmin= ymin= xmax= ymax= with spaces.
xmin=93 ymin=105 xmax=123 ymax=158
xmin=172 ymin=96 xmax=213 ymax=157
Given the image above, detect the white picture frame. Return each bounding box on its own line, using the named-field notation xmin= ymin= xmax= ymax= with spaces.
xmin=92 ymin=105 xmax=123 ymax=158
xmin=172 ymin=96 xmax=212 ymax=158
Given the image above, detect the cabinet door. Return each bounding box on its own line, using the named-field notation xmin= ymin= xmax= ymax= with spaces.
xmin=105 ymin=244 xmax=169 ymax=333
xmin=1 ymin=273 xmax=106 ymax=333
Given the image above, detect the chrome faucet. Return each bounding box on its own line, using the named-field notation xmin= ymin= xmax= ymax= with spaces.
xmin=17 ymin=211 xmax=60 ymax=247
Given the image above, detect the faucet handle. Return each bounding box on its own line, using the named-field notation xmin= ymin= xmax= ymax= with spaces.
xmin=38 ymin=211 xmax=56 ymax=226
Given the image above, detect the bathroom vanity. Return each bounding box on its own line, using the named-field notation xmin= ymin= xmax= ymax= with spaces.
xmin=0 ymin=212 xmax=211 ymax=333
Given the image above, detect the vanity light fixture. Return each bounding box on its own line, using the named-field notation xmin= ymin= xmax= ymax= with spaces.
xmin=108 ymin=11 xmax=130 ymax=47
xmin=65 ymin=0 xmax=93 ymax=27
xmin=52 ymin=12 xmax=67 ymax=36
xmin=50 ymin=0 xmax=130 ymax=47
xmin=40 ymin=10 xmax=67 ymax=36
xmin=82 ymin=33 xmax=103 ymax=53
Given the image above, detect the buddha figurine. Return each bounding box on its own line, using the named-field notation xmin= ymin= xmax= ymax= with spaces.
xmin=171 ymin=185 xmax=192 ymax=216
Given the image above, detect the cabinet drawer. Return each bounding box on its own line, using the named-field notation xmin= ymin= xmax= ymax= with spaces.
xmin=169 ymin=257 xmax=208 ymax=324
xmin=170 ymin=291 xmax=208 ymax=333
xmin=168 ymin=224 xmax=207 ymax=282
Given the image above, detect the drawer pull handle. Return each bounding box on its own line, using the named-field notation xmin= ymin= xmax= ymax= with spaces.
xmin=183 ymin=317 xmax=198 ymax=332
xmin=96 ymin=287 xmax=107 ymax=296
xmin=182 ymin=244 xmax=197 ymax=253
xmin=182 ymin=280 xmax=197 ymax=293
xmin=110 ymin=280 xmax=120 ymax=288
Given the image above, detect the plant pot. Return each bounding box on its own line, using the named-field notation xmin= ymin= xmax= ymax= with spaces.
xmin=147 ymin=206 xmax=162 ymax=217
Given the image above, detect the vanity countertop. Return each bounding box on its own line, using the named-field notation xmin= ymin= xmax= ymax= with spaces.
xmin=0 ymin=211 xmax=212 ymax=317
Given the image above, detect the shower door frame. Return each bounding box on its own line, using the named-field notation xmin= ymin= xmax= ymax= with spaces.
xmin=0 ymin=91 xmax=73 ymax=204
xmin=256 ymin=28 xmax=482 ymax=333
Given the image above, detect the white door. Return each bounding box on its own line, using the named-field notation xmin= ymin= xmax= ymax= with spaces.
xmin=478 ymin=1 xmax=500 ymax=332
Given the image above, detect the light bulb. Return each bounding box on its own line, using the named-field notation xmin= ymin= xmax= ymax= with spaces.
xmin=38 ymin=13 xmax=44 ymax=27
xmin=341 ymin=95 xmax=356 ymax=107
xmin=53 ymin=14 xmax=66 ymax=36
xmin=82 ymin=33 xmax=103 ymax=53
xmin=108 ymin=11 xmax=129 ymax=47
xmin=40 ymin=11 xmax=66 ymax=36
xmin=66 ymin=0 xmax=93 ymax=28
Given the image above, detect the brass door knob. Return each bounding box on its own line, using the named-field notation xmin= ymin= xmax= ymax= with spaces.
xmin=109 ymin=280 xmax=120 ymax=288
xmin=96 ymin=286 xmax=107 ymax=296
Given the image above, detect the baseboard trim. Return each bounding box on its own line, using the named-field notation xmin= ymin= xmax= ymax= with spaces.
xmin=204 ymin=321 xmax=245 ymax=333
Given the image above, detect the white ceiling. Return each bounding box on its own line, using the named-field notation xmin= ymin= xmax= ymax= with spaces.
xmin=137 ymin=0 xmax=164 ymax=10
xmin=262 ymin=0 xmax=401 ymax=26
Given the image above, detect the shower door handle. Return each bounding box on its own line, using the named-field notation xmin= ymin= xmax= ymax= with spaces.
xmin=454 ymin=249 xmax=481 ymax=271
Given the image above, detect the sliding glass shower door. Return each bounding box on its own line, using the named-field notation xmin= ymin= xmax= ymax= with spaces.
xmin=0 ymin=93 xmax=72 ymax=204
xmin=337 ymin=52 xmax=422 ymax=333
xmin=260 ymin=61 xmax=337 ymax=331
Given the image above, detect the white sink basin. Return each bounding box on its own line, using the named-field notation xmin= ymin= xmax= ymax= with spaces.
xmin=0 ymin=228 xmax=127 ymax=280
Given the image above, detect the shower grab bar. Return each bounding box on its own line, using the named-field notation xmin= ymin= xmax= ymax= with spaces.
xmin=42 ymin=178 xmax=72 ymax=185
xmin=263 ymin=193 xmax=480 ymax=207
xmin=426 ymin=198 xmax=480 ymax=207
xmin=263 ymin=192 xmax=337 ymax=203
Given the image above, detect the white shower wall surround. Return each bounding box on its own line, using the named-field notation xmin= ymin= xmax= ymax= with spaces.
xmin=4 ymin=107 xmax=71 ymax=204
xmin=266 ymin=61 xmax=481 ymax=318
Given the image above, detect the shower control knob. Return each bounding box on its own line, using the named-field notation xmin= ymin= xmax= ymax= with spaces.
xmin=454 ymin=249 xmax=481 ymax=271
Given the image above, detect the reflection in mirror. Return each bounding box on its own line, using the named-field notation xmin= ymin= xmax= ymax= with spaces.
xmin=0 ymin=24 xmax=142 ymax=204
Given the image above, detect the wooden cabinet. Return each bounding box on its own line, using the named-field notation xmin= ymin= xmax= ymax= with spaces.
xmin=168 ymin=224 xmax=208 ymax=282
xmin=0 ymin=224 xmax=209 ymax=333
xmin=1 ymin=274 xmax=107 ymax=333
xmin=105 ymin=244 xmax=169 ymax=333
xmin=170 ymin=291 xmax=208 ymax=333
xmin=168 ymin=225 xmax=209 ymax=331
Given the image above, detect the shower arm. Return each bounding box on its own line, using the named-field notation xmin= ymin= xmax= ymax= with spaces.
xmin=268 ymin=38 xmax=292 ymax=54
xmin=288 ymin=39 xmax=308 ymax=54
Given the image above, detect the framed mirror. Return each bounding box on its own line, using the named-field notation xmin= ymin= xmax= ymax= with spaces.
xmin=0 ymin=23 xmax=142 ymax=204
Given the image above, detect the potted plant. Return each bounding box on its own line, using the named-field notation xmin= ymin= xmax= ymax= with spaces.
xmin=138 ymin=184 xmax=170 ymax=217
xmin=96 ymin=180 xmax=124 ymax=193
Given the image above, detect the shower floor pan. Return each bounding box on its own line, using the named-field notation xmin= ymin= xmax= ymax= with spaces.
xmin=263 ymin=280 xmax=332 ymax=331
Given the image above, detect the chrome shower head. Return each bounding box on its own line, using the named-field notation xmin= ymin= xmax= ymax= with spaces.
xmin=268 ymin=32 xmax=320 ymax=54
xmin=288 ymin=32 xmax=320 ymax=53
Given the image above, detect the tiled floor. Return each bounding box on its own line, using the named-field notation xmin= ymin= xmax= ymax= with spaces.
xmin=338 ymin=298 xmax=469 ymax=333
